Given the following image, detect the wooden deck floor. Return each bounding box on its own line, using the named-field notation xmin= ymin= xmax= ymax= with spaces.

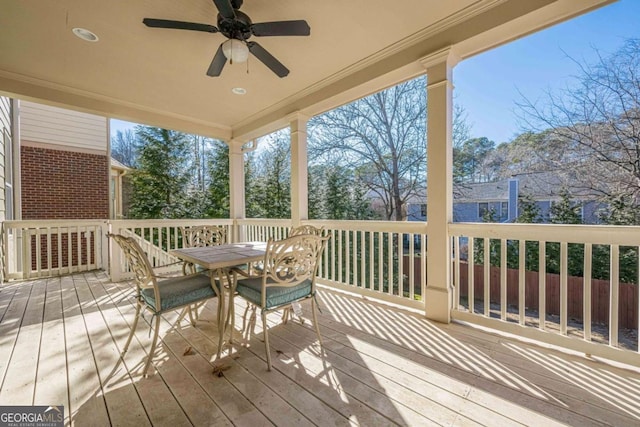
xmin=0 ymin=271 xmax=639 ymax=426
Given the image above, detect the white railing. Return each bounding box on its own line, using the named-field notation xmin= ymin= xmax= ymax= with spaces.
xmin=109 ymin=219 xmax=234 ymax=280
xmin=237 ymin=218 xmax=291 ymax=242
xmin=3 ymin=220 xmax=108 ymax=279
xmin=450 ymin=222 xmax=640 ymax=365
xmin=306 ymin=220 xmax=427 ymax=310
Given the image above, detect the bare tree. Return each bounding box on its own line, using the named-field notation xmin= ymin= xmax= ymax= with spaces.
xmin=517 ymin=39 xmax=640 ymax=218
xmin=111 ymin=129 xmax=138 ymax=167
xmin=309 ymin=77 xmax=427 ymax=221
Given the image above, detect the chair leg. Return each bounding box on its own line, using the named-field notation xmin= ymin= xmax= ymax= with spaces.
xmin=187 ymin=306 xmax=196 ymax=326
xmin=242 ymin=304 xmax=251 ymax=336
xmin=311 ymin=298 xmax=323 ymax=347
xmin=122 ymin=301 xmax=142 ymax=356
xmin=143 ymin=315 xmax=161 ymax=377
xmin=261 ymin=310 xmax=272 ymax=371
xmin=282 ymin=307 xmax=290 ymax=324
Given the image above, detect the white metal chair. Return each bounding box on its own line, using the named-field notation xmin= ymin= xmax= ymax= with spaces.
xmin=181 ymin=225 xmax=228 ymax=274
xmin=231 ymin=234 xmax=329 ymax=370
xmin=281 ymin=224 xmax=326 ymax=323
xmin=110 ymin=233 xmax=223 ymax=377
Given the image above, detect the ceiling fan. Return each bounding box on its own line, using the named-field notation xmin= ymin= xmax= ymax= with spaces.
xmin=143 ymin=0 xmax=310 ymax=78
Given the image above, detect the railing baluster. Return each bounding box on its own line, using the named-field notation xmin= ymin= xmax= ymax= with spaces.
xmin=46 ymin=227 xmax=52 ymax=273
xmin=35 ymin=228 xmax=42 ymax=277
xmin=378 ymin=232 xmax=383 ymax=292
xmin=361 ymin=230 xmax=366 ymax=290
xmin=57 ymin=227 xmax=63 ymax=275
xmin=369 ymin=231 xmax=374 ymax=291
xmin=519 ymin=239 xmax=525 ymax=325
xmin=387 ymin=232 xmax=393 ymax=295
xmin=539 ymin=241 xmax=546 ymax=331
xmin=610 ymin=244 xmax=619 ymax=347
xmin=454 ymin=235 xmax=460 ymax=310
xmin=409 ymin=233 xmax=415 ymax=300
xmin=353 ymin=229 xmax=358 ymax=287
xmin=560 ymin=241 xmax=568 ymax=335
xmin=484 ymin=237 xmax=490 ymax=317
xmin=468 ymin=237 xmax=474 ymax=314
xmin=584 ymin=243 xmax=592 ymax=341
xmin=338 ymin=229 xmax=343 ymax=284
xmin=500 ymin=238 xmax=507 ymax=321
xmin=398 ymin=233 xmax=403 ymax=297
xmin=421 ymin=233 xmax=427 ymax=300
xmin=345 ymin=230 xmax=351 ymax=285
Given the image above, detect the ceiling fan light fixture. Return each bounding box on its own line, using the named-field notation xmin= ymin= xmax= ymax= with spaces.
xmin=72 ymin=27 xmax=99 ymax=42
xmin=222 ymin=39 xmax=249 ymax=63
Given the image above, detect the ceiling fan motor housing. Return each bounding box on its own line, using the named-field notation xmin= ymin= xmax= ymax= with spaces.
xmin=217 ymin=10 xmax=252 ymax=40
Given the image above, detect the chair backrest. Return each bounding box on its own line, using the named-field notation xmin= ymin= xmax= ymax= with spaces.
xmin=109 ymin=233 xmax=156 ymax=291
xmin=289 ymin=224 xmax=324 ymax=237
xmin=183 ymin=225 xmax=227 ymax=248
xmin=262 ymin=234 xmax=329 ymax=291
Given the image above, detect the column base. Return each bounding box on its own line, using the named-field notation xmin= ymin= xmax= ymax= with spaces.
xmin=425 ymin=285 xmax=453 ymax=323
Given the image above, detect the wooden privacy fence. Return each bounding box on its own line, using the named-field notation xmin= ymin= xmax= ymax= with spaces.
xmin=457 ymin=261 xmax=638 ymax=329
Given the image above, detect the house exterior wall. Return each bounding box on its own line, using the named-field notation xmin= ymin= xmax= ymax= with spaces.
xmin=19 ymin=101 xmax=109 ymax=220
xmin=0 ymin=96 xmax=10 ymax=222
xmin=21 ymin=146 xmax=109 ymax=219
xmin=410 ymin=199 xmax=602 ymax=224
xmin=0 ymin=96 xmax=12 ymax=283
xmin=19 ymin=101 xmax=107 ymax=153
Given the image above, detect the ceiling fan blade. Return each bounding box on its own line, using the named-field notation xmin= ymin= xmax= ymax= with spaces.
xmin=143 ymin=18 xmax=218 ymax=33
xmin=247 ymin=41 xmax=289 ymax=78
xmin=251 ymin=20 xmax=310 ymax=37
xmin=207 ymin=44 xmax=227 ymax=77
xmin=212 ymin=0 xmax=236 ymax=20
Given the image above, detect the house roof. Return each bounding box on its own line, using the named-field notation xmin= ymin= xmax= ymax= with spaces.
xmin=407 ymin=171 xmax=595 ymax=205
xmin=0 ymin=0 xmax=612 ymax=142
xmin=110 ymin=157 xmax=130 ymax=171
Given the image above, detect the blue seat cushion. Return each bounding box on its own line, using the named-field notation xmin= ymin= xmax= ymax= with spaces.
xmin=235 ymin=277 xmax=312 ymax=310
xmin=141 ymin=273 xmax=217 ymax=312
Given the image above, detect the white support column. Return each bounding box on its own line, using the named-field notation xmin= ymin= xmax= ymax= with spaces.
xmin=421 ymin=48 xmax=459 ymax=323
xmin=290 ymin=113 xmax=309 ymax=226
xmin=229 ymin=140 xmax=246 ymax=241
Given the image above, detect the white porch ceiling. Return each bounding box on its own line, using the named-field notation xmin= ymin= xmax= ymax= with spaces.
xmin=0 ymin=0 xmax=613 ymax=141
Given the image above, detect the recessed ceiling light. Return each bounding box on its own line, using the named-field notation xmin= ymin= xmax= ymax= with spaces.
xmin=232 ymin=87 xmax=247 ymax=95
xmin=72 ymin=27 xmax=99 ymax=42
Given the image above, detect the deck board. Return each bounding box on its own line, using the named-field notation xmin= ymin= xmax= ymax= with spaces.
xmin=1 ymin=271 xmax=639 ymax=427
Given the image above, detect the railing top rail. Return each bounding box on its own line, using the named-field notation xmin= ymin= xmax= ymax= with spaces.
xmin=449 ymin=222 xmax=640 ymax=246
xmin=306 ymin=219 xmax=428 ymax=233
xmin=237 ymin=218 xmax=292 ymax=226
xmin=4 ymin=219 xmax=108 ymax=228
xmin=112 ymin=219 xmax=234 ymax=227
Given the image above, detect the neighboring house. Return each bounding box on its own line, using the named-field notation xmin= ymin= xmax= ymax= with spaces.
xmin=110 ymin=158 xmax=130 ymax=219
xmin=0 ymin=98 xmax=129 ymax=222
xmin=407 ymin=172 xmax=603 ymax=224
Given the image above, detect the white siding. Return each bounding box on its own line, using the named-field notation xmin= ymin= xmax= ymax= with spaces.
xmin=0 ymin=96 xmax=10 ymax=222
xmin=20 ymin=101 xmax=107 ymax=153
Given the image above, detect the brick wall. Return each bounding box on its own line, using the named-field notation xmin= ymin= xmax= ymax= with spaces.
xmin=21 ymin=145 xmax=109 ymax=219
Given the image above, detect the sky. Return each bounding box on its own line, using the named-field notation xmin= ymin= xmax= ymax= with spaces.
xmin=111 ymin=0 xmax=640 ymax=144
xmin=455 ymin=0 xmax=640 ymax=144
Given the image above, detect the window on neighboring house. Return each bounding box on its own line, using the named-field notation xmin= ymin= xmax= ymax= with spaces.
xmin=478 ymin=202 xmax=489 ymax=219
xmin=500 ymin=201 xmax=508 ymax=220
xmin=420 ymin=204 xmax=426 ymax=217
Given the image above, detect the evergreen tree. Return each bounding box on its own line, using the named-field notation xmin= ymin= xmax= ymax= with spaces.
xmin=549 ymin=188 xmax=582 ymax=224
xmin=206 ymin=141 xmax=230 ymax=218
xmin=307 ymin=165 xmax=325 ymax=219
xmin=516 ymin=193 xmax=541 ymax=223
xmin=325 ymin=165 xmax=351 ymax=219
xmin=128 ymin=126 xmax=191 ymax=218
